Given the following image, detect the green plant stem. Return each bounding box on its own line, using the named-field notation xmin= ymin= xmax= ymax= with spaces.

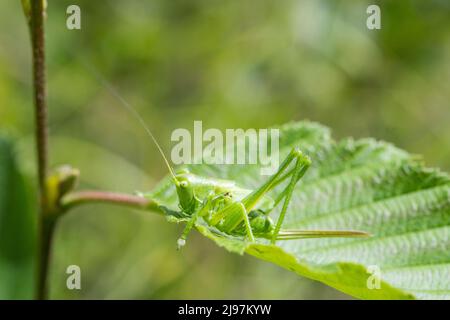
xmin=61 ymin=190 xmax=156 ymax=211
xmin=28 ymin=0 xmax=50 ymax=300
xmin=37 ymin=217 xmax=55 ymax=300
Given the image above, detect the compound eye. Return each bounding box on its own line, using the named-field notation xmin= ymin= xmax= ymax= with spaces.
xmin=180 ymin=181 xmax=188 ymax=188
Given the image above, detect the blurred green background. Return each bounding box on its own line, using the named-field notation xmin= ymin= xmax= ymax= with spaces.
xmin=0 ymin=0 xmax=449 ymax=299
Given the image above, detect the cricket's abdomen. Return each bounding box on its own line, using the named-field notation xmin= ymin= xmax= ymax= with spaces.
xmin=234 ymin=210 xmax=275 ymax=237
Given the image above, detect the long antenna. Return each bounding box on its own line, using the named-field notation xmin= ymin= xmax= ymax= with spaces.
xmin=79 ymin=60 xmax=177 ymax=181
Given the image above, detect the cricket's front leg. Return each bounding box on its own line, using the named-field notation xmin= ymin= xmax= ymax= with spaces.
xmin=177 ymin=193 xmax=215 ymax=249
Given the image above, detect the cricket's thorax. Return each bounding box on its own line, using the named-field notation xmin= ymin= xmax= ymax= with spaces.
xmin=175 ymin=173 xmax=231 ymax=211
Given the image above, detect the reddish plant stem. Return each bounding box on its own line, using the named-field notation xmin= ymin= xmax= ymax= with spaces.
xmin=61 ymin=190 xmax=156 ymax=210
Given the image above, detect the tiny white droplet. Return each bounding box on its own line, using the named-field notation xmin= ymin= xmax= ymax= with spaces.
xmin=177 ymin=238 xmax=186 ymax=249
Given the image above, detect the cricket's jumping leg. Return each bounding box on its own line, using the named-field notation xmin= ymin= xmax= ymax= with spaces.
xmin=241 ymin=148 xmax=310 ymax=212
xmin=241 ymin=147 xmax=311 ymax=244
xmin=270 ymin=154 xmax=310 ymax=244
xmin=262 ymin=153 xmax=370 ymax=242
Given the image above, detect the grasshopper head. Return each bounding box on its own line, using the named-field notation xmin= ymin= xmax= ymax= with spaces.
xmin=174 ymin=170 xmax=197 ymax=214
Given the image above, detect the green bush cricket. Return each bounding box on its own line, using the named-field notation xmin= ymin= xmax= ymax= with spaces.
xmin=90 ymin=66 xmax=370 ymax=249
xmin=172 ymin=148 xmax=369 ymax=249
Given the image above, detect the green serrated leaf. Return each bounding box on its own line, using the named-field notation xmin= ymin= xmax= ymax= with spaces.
xmin=0 ymin=136 xmax=36 ymax=299
xmin=147 ymin=121 xmax=450 ymax=300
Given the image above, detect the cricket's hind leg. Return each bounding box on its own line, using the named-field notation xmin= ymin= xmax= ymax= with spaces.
xmin=270 ymin=151 xmax=311 ymax=244
xmin=239 ymin=148 xmax=311 ymax=244
xmin=271 ymin=149 xmax=370 ymax=240
xmin=255 ymin=150 xmax=370 ymax=242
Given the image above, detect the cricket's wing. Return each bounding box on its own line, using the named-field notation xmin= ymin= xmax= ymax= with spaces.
xmin=276 ymin=229 xmax=370 ymax=240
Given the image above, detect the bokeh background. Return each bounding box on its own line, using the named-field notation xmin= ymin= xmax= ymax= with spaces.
xmin=0 ymin=0 xmax=449 ymax=299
